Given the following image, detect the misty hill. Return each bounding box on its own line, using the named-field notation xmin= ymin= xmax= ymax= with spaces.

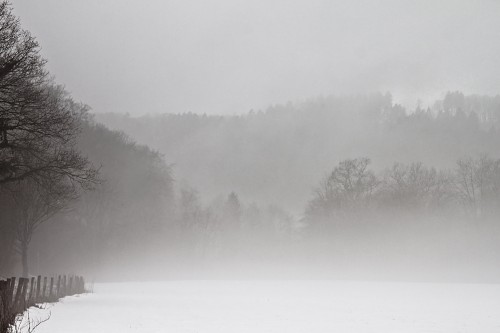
xmin=27 ymin=119 xmax=176 ymax=278
xmin=96 ymin=92 xmax=500 ymax=212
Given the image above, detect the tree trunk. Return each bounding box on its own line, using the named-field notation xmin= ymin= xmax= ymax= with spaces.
xmin=0 ymin=234 xmax=16 ymax=273
xmin=21 ymin=241 xmax=29 ymax=277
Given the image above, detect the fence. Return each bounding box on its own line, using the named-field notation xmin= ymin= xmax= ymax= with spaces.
xmin=0 ymin=275 xmax=86 ymax=333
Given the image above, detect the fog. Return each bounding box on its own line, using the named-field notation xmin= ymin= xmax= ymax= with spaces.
xmin=12 ymin=0 xmax=500 ymax=115
xmin=1 ymin=0 xmax=499 ymax=282
xmin=2 ymin=2 xmax=500 ymax=332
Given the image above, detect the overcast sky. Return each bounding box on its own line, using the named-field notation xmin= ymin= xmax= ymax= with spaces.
xmin=12 ymin=0 xmax=500 ymax=115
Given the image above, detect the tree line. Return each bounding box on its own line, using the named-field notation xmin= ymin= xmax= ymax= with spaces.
xmin=298 ymin=155 xmax=500 ymax=281
xmin=96 ymin=91 xmax=500 ymax=211
xmin=305 ymin=155 xmax=500 ymax=225
xmin=2 ymin=0 xmax=500 ymax=281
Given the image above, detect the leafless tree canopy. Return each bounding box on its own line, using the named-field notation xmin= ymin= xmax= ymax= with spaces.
xmin=0 ymin=1 xmax=99 ymax=278
xmin=0 ymin=2 xmax=97 ymax=187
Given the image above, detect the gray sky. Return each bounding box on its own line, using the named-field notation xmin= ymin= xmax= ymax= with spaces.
xmin=12 ymin=0 xmax=500 ymax=115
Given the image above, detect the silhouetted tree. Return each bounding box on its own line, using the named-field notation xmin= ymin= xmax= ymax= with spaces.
xmin=381 ymin=162 xmax=438 ymax=210
xmin=224 ymin=192 xmax=242 ymax=223
xmin=455 ymin=155 xmax=500 ymax=218
xmin=0 ymin=3 xmax=96 ymax=186
xmin=0 ymin=3 xmax=99 ymax=276
xmin=8 ymin=175 xmax=77 ymax=277
xmin=306 ymin=158 xmax=378 ymax=222
xmin=179 ymin=186 xmax=203 ymax=230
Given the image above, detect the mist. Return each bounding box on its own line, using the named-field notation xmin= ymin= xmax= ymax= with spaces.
xmin=2 ymin=1 xmax=500 ymax=332
xmin=11 ymin=0 xmax=500 ymax=115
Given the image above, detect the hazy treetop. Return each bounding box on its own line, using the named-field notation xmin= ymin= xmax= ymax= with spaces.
xmin=12 ymin=0 xmax=500 ymax=115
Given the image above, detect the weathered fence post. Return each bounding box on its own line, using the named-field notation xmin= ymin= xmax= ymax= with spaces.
xmin=0 ymin=279 xmax=11 ymax=333
xmin=7 ymin=278 xmax=15 ymax=308
xmin=14 ymin=278 xmax=26 ymax=310
xmin=0 ymin=280 xmax=6 ymax=307
xmin=62 ymin=275 xmax=67 ymax=297
xmin=20 ymin=278 xmax=28 ymax=310
xmin=78 ymin=276 xmax=84 ymax=293
xmin=56 ymin=275 xmax=61 ymax=298
xmin=0 ymin=279 xmax=6 ymax=295
xmin=68 ymin=276 xmax=73 ymax=295
xmin=42 ymin=277 xmax=47 ymax=300
xmin=13 ymin=278 xmax=24 ymax=311
xmin=0 ymin=280 xmax=8 ymax=311
xmin=49 ymin=277 xmax=54 ymax=300
xmin=4 ymin=278 xmax=13 ymax=308
xmin=29 ymin=277 xmax=35 ymax=304
xmin=36 ymin=275 xmax=42 ymax=302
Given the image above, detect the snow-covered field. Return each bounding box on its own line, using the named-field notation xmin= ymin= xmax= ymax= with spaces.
xmin=24 ymin=280 xmax=500 ymax=333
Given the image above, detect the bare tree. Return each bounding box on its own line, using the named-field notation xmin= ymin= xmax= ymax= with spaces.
xmin=455 ymin=155 xmax=500 ymax=218
xmin=178 ymin=186 xmax=204 ymax=230
xmin=0 ymin=2 xmax=96 ymax=186
xmin=380 ymin=162 xmax=456 ymax=214
xmin=8 ymin=175 xmax=78 ymax=277
xmin=383 ymin=163 xmax=433 ymax=208
xmin=305 ymin=158 xmax=378 ymax=226
xmin=224 ymin=192 xmax=242 ymax=223
xmin=0 ymin=6 xmax=100 ymax=273
xmin=0 ymin=84 xmax=97 ymax=186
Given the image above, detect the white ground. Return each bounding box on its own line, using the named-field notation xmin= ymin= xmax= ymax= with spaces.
xmin=22 ymin=281 xmax=500 ymax=333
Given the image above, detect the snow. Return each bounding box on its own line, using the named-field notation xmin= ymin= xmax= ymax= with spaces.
xmin=23 ymin=281 xmax=500 ymax=333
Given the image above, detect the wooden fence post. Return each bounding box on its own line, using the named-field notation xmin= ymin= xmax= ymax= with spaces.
xmin=36 ymin=275 xmax=42 ymax=302
xmin=56 ymin=275 xmax=61 ymax=298
xmin=15 ymin=278 xmax=27 ymax=310
xmin=7 ymin=277 xmax=15 ymax=308
xmin=4 ymin=278 xmax=13 ymax=308
xmin=29 ymin=277 xmax=35 ymax=304
xmin=0 ymin=279 xmax=6 ymax=294
xmin=0 ymin=280 xmax=8 ymax=311
xmin=20 ymin=278 xmax=28 ymax=310
xmin=62 ymin=275 xmax=67 ymax=297
xmin=42 ymin=277 xmax=47 ymax=300
xmin=49 ymin=277 xmax=54 ymax=300
xmin=13 ymin=278 xmax=23 ymax=310
xmin=68 ymin=276 xmax=73 ymax=295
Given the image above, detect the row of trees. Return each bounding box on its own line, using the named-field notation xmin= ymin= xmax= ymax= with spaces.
xmin=174 ymin=187 xmax=295 ymax=268
xmin=298 ymin=156 xmax=500 ymax=281
xmin=305 ymin=155 xmax=500 ymax=225
xmin=96 ymin=91 xmax=500 ymax=212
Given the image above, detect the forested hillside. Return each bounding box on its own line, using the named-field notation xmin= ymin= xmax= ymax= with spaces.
xmin=97 ymin=92 xmax=500 ymax=211
xmin=0 ymin=2 xmax=175 ymax=280
xmin=29 ymin=119 xmax=176 ymax=279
